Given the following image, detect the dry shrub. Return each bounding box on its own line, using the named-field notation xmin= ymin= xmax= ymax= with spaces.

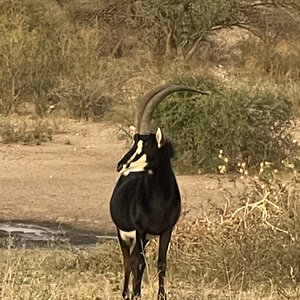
xmin=170 ymin=173 xmax=300 ymax=295
xmin=236 ymin=37 xmax=300 ymax=82
xmin=0 ymin=0 xmax=70 ymax=116
xmin=0 ymin=0 xmax=133 ymax=119
xmin=0 ymin=116 xmax=68 ymax=145
xmin=287 ymin=81 xmax=300 ymax=117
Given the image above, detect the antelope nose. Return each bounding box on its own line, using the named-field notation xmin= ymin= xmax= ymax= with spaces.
xmin=117 ymin=163 xmax=123 ymax=172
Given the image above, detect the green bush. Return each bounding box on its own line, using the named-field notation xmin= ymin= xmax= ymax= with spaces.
xmin=153 ymin=77 xmax=298 ymax=173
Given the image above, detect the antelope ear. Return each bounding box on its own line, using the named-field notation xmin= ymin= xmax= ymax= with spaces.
xmin=156 ymin=127 xmax=165 ymax=148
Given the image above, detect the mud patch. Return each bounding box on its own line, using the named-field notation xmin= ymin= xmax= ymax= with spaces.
xmin=0 ymin=221 xmax=117 ymax=249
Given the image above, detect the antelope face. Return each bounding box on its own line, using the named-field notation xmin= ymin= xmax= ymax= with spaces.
xmin=117 ymin=127 xmax=165 ymax=176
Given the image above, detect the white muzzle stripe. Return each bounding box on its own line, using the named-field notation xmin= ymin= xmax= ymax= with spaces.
xmin=119 ymin=140 xmax=148 ymax=176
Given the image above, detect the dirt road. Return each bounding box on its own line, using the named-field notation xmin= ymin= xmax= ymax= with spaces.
xmin=0 ymin=121 xmax=248 ymax=236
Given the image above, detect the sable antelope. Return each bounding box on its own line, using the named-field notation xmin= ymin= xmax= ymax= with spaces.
xmin=110 ymin=85 xmax=208 ymax=300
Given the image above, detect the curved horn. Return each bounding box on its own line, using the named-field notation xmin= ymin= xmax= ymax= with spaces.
xmin=135 ymin=84 xmax=172 ymax=133
xmin=139 ymin=85 xmax=209 ymax=134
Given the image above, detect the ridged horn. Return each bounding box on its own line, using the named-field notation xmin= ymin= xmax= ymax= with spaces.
xmin=135 ymin=84 xmax=172 ymax=133
xmin=139 ymin=85 xmax=209 ymax=134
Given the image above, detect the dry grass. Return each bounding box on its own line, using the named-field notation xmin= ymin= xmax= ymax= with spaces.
xmin=1 ymin=243 xmax=299 ymax=300
xmin=1 ymin=171 xmax=300 ymax=300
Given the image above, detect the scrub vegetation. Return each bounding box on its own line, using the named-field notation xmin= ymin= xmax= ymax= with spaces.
xmin=0 ymin=0 xmax=299 ymax=170
xmin=154 ymin=77 xmax=299 ymax=173
xmin=0 ymin=0 xmax=300 ymax=299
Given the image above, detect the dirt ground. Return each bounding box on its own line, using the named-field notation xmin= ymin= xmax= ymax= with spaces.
xmin=0 ymin=121 xmax=281 ymax=236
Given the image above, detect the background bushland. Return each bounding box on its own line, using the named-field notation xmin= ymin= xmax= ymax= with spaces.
xmin=0 ymin=0 xmax=299 ymax=172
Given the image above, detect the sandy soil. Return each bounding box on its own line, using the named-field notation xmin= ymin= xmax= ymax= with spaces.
xmin=0 ymin=121 xmax=262 ymax=236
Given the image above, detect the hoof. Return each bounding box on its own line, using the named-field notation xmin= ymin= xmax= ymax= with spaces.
xmin=122 ymin=291 xmax=130 ymax=300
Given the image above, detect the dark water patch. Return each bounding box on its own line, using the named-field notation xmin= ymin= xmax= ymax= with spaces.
xmin=0 ymin=221 xmax=117 ymax=249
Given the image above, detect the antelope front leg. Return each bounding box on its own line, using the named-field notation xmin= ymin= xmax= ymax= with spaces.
xmin=117 ymin=230 xmax=131 ymax=300
xmin=157 ymin=230 xmax=172 ymax=300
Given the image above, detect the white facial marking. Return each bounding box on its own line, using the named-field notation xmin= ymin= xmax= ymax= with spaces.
xmin=121 ymin=154 xmax=148 ymax=176
xmin=119 ymin=230 xmax=136 ymax=254
xmin=136 ymin=140 xmax=143 ymax=154
xmin=119 ymin=137 xmax=149 ymax=176
xmin=119 ymin=140 xmax=146 ymax=176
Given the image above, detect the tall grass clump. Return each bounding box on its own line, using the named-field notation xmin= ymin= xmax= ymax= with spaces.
xmin=153 ymin=77 xmax=298 ymax=174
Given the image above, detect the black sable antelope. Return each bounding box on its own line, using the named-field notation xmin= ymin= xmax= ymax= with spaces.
xmin=110 ymin=85 xmax=208 ymax=300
